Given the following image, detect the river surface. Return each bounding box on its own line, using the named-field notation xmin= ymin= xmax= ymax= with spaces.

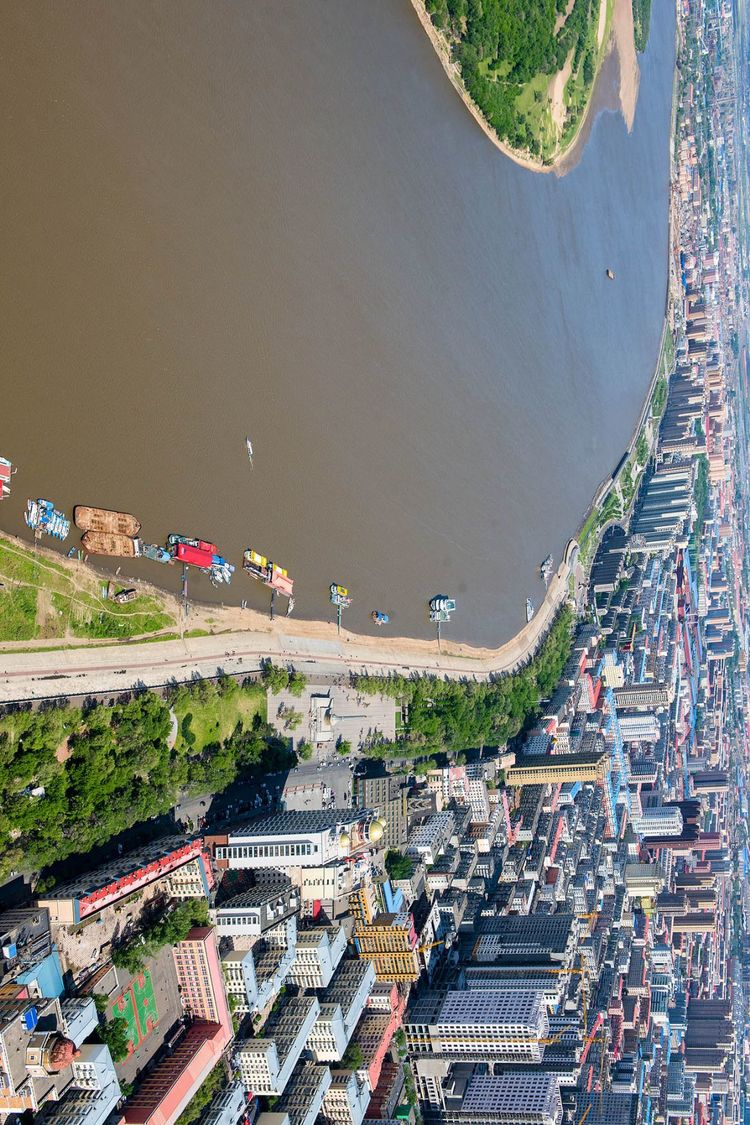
xmin=0 ymin=1 xmax=674 ymax=646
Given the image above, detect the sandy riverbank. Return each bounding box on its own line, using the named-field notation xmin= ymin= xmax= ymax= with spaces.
xmin=409 ymin=0 xmax=641 ymax=175
xmin=0 ymin=529 xmax=580 ymax=674
xmin=613 ymin=0 xmax=640 ymax=128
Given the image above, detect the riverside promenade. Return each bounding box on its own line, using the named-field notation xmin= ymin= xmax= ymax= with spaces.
xmin=0 ymin=542 xmax=580 ymax=704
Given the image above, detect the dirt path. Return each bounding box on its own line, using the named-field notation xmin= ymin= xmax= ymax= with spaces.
xmin=550 ymin=50 xmax=574 ymax=134
xmin=555 ymin=0 xmax=576 ymax=35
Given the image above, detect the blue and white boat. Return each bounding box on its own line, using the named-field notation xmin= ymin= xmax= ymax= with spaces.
xmin=25 ymin=499 xmax=70 ymax=541
xmin=210 ymin=555 xmax=235 ymax=585
xmin=141 ymin=543 xmax=172 ymax=564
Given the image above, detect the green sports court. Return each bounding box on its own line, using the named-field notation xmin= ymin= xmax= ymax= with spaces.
xmin=111 ymin=969 xmax=159 ymax=1053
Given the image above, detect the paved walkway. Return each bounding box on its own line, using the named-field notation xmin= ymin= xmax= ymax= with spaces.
xmin=0 ymin=542 xmax=578 ymax=704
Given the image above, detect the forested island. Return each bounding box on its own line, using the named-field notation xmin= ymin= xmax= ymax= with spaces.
xmin=418 ymin=0 xmax=652 ymax=165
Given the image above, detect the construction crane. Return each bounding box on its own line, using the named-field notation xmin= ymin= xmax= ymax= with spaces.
xmin=417 ymin=938 xmax=448 ymax=954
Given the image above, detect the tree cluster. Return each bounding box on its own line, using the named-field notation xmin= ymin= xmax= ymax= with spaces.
xmin=261 ymin=663 xmax=307 ymax=697
xmin=112 ymin=898 xmax=209 ymax=974
xmin=424 ymin=0 xmax=595 ymax=151
xmin=0 ymin=682 xmax=294 ymax=880
xmin=631 ymin=0 xmax=652 ymax=52
xmin=98 ymin=1015 xmax=131 ymax=1062
xmin=352 ymin=606 xmax=573 ymax=759
xmin=385 ymin=850 xmax=415 ymax=880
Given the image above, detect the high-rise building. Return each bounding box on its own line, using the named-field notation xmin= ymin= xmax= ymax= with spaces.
xmin=506 ymin=751 xmax=609 ymax=786
xmin=471 ymin=914 xmax=577 ymax=965
xmin=405 ymin=989 xmax=549 ymax=1063
xmin=200 ymin=1082 xmax=248 ymax=1125
xmin=214 ymin=870 xmax=299 ymax=936
xmin=631 ymin=806 xmax=684 ymax=838
xmin=207 ymin=810 xmax=383 ymax=871
xmin=430 ymin=1069 xmax=562 ymax=1125
xmin=233 ymin=996 xmax=320 ymax=1094
xmin=617 ymin=713 xmax=661 ymax=743
xmin=36 ymin=837 xmax=213 ymax=925
xmin=36 ymin=1045 xmax=121 ymax=1125
xmin=320 ymin=1070 xmax=371 ymax=1125
xmin=572 ymin=1092 xmax=639 ymax=1125
xmin=308 ymin=960 xmax=377 ymax=1061
xmin=275 ymin=1062 xmax=332 ymax=1125
xmin=354 ymin=913 xmax=420 ymax=982
xmin=173 ymin=927 xmax=232 ymax=1025
xmin=612 ymin=684 xmax=671 ymax=709
xmin=286 ymin=925 xmax=347 ymax=989
xmin=353 ymin=768 xmax=408 ymax=848
xmin=406 ymin=814 xmax=456 ymax=866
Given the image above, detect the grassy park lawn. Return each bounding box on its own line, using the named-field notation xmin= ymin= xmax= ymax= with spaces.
xmin=0 ymin=534 xmax=175 ymax=643
xmin=172 ymin=679 xmax=267 ymax=753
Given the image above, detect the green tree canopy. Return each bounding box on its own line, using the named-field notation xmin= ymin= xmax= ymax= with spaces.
xmin=385 ymin=851 xmax=415 ymax=880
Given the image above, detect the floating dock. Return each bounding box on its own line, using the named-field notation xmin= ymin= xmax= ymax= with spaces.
xmin=168 ymin=533 xmax=218 ymax=554
xmin=141 ymin=543 xmax=172 ymax=564
xmin=243 ymin=549 xmax=294 ymax=597
xmin=25 ymin=499 xmax=70 ymax=540
xmin=74 ymin=506 xmax=142 ymax=536
xmin=429 ymin=594 xmax=456 ymax=622
xmin=172 ymin=540 xmax=233 ymax=584
xmin=0 ymin=457 xmax=14 ymax=501
xmin=81 ymin=531 xmax=141 ymax=558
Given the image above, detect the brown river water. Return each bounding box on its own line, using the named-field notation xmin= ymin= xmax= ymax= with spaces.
xmin=0 ymin=1 xmax=674 ymax=646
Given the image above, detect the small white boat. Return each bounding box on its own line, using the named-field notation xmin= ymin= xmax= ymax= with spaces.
xmin=540 ymin=554 xmax=553 ymax=585
xmin=246 ymin=436 xmax=254 ymax=467
xmin=526 ymin=598 xmax=535 ymax=623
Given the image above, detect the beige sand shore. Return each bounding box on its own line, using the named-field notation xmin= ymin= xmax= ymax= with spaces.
xmin=0 ymin=529 xmax=579 ymax=676
xmin=613 ymin=0 xmax=640 ymax=129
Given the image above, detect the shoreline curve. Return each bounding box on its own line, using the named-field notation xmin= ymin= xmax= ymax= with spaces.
xmin=408 ymin=0 xmax=640 ymax=176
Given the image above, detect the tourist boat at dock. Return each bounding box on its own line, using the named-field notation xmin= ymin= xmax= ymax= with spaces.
xmin=25 ymin=499 xmax=70 ymax=540
xmin=172 ymin=541 xmax=234 ymax=584
xmin=210 ymin=555 xmax=234 ymax=585
xmin=330 ymin=583 xmax=352 ymax=608
xmin=429 ymin=594 xmax=456 ymax=622
xmin=0 ymin=456 xmax=15 ymax=501
xmin=81 ymin=531 xmax=141 ymax=557
xmin=371 ymin=610 xmax=389 ymax=625
xmin=540 ymin=554 xmax=553 ymax=585
xmin=168 ymin=533 xmax=218 ymax=554
xmin=243 ymin=549 xmax=294 ymax=597
xmin=141 ymin=543 xmax=172 ymax=564
xmin=526 ymin=598 xmax=535 ymax=623
xmin=74 ymin=506 xmax=142 ymax=537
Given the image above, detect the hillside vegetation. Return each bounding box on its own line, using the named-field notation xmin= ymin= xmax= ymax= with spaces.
xmin=0 ymin=535 xmax=174 ymax=642
xmin=0 ymin=680 xmax=290 ymax=879
xmin=632 ymin=0 xmax=652 ymax=52
xmin=423 ymin=0 xmax=603 ymax=162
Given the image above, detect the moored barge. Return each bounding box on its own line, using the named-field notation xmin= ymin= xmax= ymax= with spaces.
xmin=74 ymin=506 xmax=142 ymax=536
xmin=81 ymin=531 xmax=141 ymax=557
